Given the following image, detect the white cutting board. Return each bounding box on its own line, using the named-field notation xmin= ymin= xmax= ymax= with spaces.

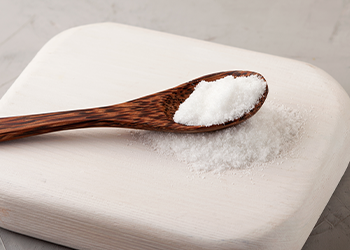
xmin=0 ymin=23 xmax=349 ymax=250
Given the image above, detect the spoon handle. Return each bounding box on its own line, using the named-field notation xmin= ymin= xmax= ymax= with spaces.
xmin=0 ymin=105 xmax=129 ymax=142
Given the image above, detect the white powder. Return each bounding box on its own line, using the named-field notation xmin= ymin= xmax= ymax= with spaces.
xmin=173 ymin=75 xmax=266 ymax=126
xmin=134 ymin=102 xmax=305 ymax=173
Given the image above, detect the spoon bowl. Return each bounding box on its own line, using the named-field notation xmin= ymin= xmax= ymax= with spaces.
xmin=0 ymin=70 xmax=268 ymax=142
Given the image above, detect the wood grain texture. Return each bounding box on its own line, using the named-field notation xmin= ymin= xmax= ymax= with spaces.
xmin=0 ymin=71 xmax=268 ymax=142
xmin=0 ymin=23 xmax=349 ymax=250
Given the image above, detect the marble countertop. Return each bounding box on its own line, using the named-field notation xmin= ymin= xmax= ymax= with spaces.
xmin=0 ymin=1 xmax=349 ymax=249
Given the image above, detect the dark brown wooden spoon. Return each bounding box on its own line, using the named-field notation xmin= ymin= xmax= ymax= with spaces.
xmin=0 ymin=70 xmax=268 ymax=142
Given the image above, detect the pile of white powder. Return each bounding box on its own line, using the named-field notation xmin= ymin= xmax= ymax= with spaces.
xmin=173 ymin=74 xmax=266 ymax=126
xmin=134 ymin=102 xmax=305 ymax=173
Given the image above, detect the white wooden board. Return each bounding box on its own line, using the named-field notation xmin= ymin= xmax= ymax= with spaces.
xmin=0 ymin=23 xmax=349 ymax=250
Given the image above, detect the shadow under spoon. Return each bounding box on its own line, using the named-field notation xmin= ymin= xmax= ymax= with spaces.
xmin=0 ymin=70 xmax=268 ymax=142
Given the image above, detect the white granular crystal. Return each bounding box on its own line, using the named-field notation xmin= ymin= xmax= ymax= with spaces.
xmin=134 ymin=102 xmax=305 ymax=173
xmin=173 ymin=74 xmax=266 ymax=126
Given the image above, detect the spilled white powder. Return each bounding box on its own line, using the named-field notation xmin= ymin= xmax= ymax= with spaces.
xmin=173 ymin=74 xmax=266 ymax=126
xmin=134 ymin=102 xmax=305 ymax=173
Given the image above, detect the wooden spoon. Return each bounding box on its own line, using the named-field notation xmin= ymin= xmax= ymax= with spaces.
xmin=0 ymin=71 xmax=268 ymax=142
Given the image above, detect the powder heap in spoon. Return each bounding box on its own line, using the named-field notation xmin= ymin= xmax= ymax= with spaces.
xmin=173 ymin=74 xmax=267 ymax=126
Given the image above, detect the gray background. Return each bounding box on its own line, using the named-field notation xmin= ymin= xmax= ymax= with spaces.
xmin=0 ymin=0 xmax=349 ymax=249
